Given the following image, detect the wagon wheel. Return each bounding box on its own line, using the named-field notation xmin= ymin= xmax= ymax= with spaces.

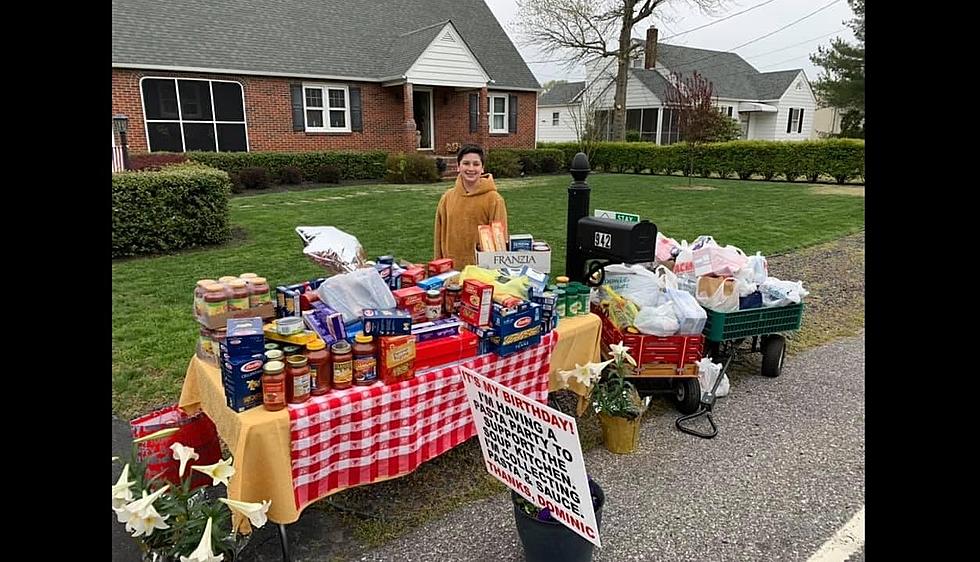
xmin=760 ymin=335 xmax=786 ymax=378
xmin=672 ymin=378 xmax=702 ymax=414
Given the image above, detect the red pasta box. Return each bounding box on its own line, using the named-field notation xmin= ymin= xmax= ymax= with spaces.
xmin=458 ymin=303 xmax=491 ymax=328
xmin=414 ymin=330 xmax=479 ymax=371
xmin=392 ymin=286 xmax=427 ymax=322
xmin=462 ymin=279 xmax=494 ymax=310
xmin=401 ymin=267 xmax=426 ymax=287
xmin=427 ymin=258 xmax=454 ymax=276
xmin=379 ymin=335 xmax=416 ymax=383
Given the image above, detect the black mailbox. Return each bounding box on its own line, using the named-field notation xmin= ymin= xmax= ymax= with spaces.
xmin=576 ymin=216 xmax=657 ymax=264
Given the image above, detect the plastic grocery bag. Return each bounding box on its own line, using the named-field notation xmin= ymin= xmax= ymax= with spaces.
xmin=634 ymin=302 xmax=679 ymax=336
xmin=673 ymin=241 xmax=695 ymax=277
xmin=316 ymin=267 xmax=397 ymax=323
xmin=656 ymin=232 xmax=680 ymax=262
xmin=747 ymin=252 xmax=769 ymax=285
xmin=760 ymin=277 xmax=809 ymax=307
xmin=693 ymin=243 xmax=748 ymax=277
xmin=696 ymin=276 xmax=739 ymax=313
xmin=606 ymin=264 xmax=666 ymax=308
xmin=297 ymin=226 xmax=367 ymax=275
xmin=665 ymin=288 xmax=707 ymax=335
xmin=734 ymin=267 xmax=759 ymax=297
xmin=696 ymin=357 xmax=730 ymax=399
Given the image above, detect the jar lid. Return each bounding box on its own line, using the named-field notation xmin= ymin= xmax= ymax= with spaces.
xmin=239 ymin=273 xmax=258 ymax=279
xmin=228 ymin=279 xmax=248 ymax=288
xmin=265 ymin=349 xmax=284 ymax=361
xmin=354 ymin=333 xmax=373 ymax=343
xmin=555 ymin=276 xmax=570 ymax=284
xmin=204 ymin=283 xmax=226 ymax=292
xmin=263 ymin=360 xmax=285 ymax=373
xmin=218 ymin=276 xmax=239 ymax=283
xmin=197 ymin=279 xmax=217 ymax=287
xmin=282 ymin=345 xmax=301 ymax=353
xmin=306 ymin=339 xmax=326 ymax=351
xmin=286 ymin=355 xmax=308 ymax=367
xmin=264 ymin=342 xmax=280 ymax=351
xmin=426 ymin=289 xmax=441 ymax=298
xmin=251 ymin=276 xmax=267 ymax=284
xmin=331 ymin=340 xmax=352 ymax=354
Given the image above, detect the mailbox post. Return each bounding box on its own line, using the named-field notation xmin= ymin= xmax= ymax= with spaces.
xmin=565 ymin=152 xmax=592 ymax=284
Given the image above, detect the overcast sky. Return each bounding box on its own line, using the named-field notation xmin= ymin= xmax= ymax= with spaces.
xmin=482 ymin=0 xmax=857 ymax=85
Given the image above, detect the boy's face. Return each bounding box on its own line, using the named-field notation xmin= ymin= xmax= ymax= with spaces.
xmin=459 ymin=153 xmax=484 ymax=186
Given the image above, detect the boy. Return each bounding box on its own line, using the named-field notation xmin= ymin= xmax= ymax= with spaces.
xmin=433 ymin=144 xmax=509 ymax=269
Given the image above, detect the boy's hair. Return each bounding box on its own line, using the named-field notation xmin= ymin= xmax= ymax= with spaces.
xmin=456 ymin=144 xmax=485 ymax=164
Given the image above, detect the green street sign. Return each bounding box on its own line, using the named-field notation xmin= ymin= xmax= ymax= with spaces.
xmin=594 ymin=209 xmax=640 ymax=223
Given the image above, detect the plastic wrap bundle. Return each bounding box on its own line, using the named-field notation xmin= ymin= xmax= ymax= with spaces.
xmin=296 ymin=226 xmax=367 ymax=275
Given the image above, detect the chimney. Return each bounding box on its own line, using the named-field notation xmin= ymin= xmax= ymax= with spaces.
xmin=644 ymin=27 xmax=658 ymax=70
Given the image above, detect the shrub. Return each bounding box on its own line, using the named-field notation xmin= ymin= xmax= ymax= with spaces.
xmin=485 ymin=150 xmax=521 ymax=178
xmin=435 ymin=157 xmax=448 ymax=175
xmin=129 ymin=152 xmax=188 ymax=171
xmin=316 ymin=164 xmax=341 ymax=184
xmin=625 ymin=130 xmax=642 ymax=143
xmin=278 ymin=165 xmax=303 ymax=185
xmin=237 ymin=167 xmax=271 ymax=189
xmin=112 ymin=163 xmax=231 ymax=258
xmin=384 ymin=153 xmax=439 ymax=183
xmin=188 ymin=150 xmax=387 ymax=181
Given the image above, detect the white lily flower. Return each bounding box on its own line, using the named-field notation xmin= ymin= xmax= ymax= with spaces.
xmin=112 ymin=464 xmax=135 ymax=509
xmin=171 ymin=442 xmax=200 ymax=477
xmin=122 ymin=484 xmax=170 ymax=516
xmin=112 ymin=456 xmax=120 ymax=462
xmin=192 ymin=457 xmax=235 ymax=486
xmin=132 ymin=427 xmax=181 ymax=444
xmin=583 ymin=360 xmax=614 ymax=384
xmin=127 ymin=504 xmax=170 ymax=538
xmin=557 ymin=364 xmax=582 ymax=385
xmin=219 ymin=498 xmax=271 ymax=528
xmin=180 ymin=517 xmax=224 ymax=562
xmin=609 ymin=341 xmax=637 ymax=367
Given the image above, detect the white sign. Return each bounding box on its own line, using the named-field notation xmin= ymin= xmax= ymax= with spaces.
xmin=461 ymin=366 xmax=601 ymax=547
xmin=475 ymin=250 xmax=552 ymax=273
xmin=594 ymin=209 xmax=640 ymax=223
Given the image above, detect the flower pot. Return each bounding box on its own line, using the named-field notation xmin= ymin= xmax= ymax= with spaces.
xmin=511 ymin=479 xmax=604 ymax=562
xmin=598 ymin=412 xmax=641 ymax=454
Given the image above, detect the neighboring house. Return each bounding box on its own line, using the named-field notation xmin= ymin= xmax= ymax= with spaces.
xmin=813 ymin=104 xmax=844 ymax=138
xmin=111 ymin=0 xmax=540 ymax=155
xmin=536 ymin=82 xmax=586 ymax=143
xmin=561 ymin=28 xmax=816 ymax=143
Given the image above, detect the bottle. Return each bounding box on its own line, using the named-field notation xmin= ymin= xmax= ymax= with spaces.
xmin=566 ymin=285 xmax=581 ymax=316
xmin=352 ymin=334 xmax=378 ymax=386
xmin=203 ymin=283 xmax=228 ymax=317
xmin=194 ymin=279 xmax=217 ymax=316
xmin=262 ymin=360 xmax=287 ymax=411
xmin=577 ymin=284 xmax=591 ymax=315
xmin=306 ymin=339 xmax=331 ymax=396
xmin=444 ymin=283 xmax=462 ymax=315
xmin=555 ymin=276 xmax=570 ymax=289
xmin=425 ymin=289 xmax=443 ymax=321
xmin=228 ymin=279 xmax=250 ymax=311
xmin=286 ymin=355 xmax=311 ymax=404
xmin=249 ymin=277 xmax=272 ymax=308
xmin=331 ymin=340 xmax=353 ymax=389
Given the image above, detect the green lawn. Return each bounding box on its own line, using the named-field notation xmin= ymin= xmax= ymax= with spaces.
xmin=112 ymin=173 xmax=864 ymax=418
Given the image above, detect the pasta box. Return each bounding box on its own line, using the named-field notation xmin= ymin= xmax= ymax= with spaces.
xmin=414 ymin=330 xmax=479 ymax=371
xmin=220 ymin=355 xmax=265 ymax=413
xmin=361 ymin=308 xmax=413 ymax=336
xmin=379 ymin=335 xmax=417 ymax=383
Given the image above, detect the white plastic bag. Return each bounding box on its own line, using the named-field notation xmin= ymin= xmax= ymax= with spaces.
xmin=656 ymin=232 xmax=680 ymax=262
xmin=696 ymin=357 xmax=730 ymax=399
xmin=673 ymin=240 xmax=695 ymax=277
xmin=734 ymin=268 xmax=759 ymax=297
xmin=316 ymin=267 xmax=398 ymax=323
xmin=614 ymin=264 xmax=668 ymax=308
xmin=759 ymin=277 xmax=809 ymax=307
xmin=747 ymin=252 xmax=769 ymax=285
xmin=696 ymin=276 xmax=739 ymax=313
xmin=665 ymin=288 xmax=707 ymax=335
xmin=633 ymin=303 xmax=679 ymax=336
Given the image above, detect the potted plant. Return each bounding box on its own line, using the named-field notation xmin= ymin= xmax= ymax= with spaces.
xmin=112 ymin=428 xmax=272 ymax=561
xmin=511 ymin=477 xmax=605 ymax=562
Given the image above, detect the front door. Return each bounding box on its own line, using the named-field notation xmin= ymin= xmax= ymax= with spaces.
xmin=739 ymin=113 xmax=750 ymax=139
xmin=413 ymin=89 xmax=434 ymax=150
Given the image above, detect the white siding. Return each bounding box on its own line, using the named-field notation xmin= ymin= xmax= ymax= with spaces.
xmin=536 ymin=105 xmax=582 ymax=142
xmin=593 ymin=73 xmax=661 ymax=109
xmin=405 ymin=24 xmax=488 ymax=88
xmin=773 ymin=72 xmax=817 ymax=141
xmin=749 ymin=112 xmax=776 ymax=140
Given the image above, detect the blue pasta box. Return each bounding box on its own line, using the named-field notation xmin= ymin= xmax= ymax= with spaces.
xmin=389 ymin=266 xmax=404 ymax=290
xmin=739 ymin=291 xmax=763 ymax=310
xmin=411 ymin=317 xmax=462 ymax=343
xmin=221 ymin=318 xmax=265 ymax=358
xmin=489 ymin=324 xmax=542 ymax=357
xmin=374 ymin=263 xmax=392 ymax=286
xmin=377 ymin=255 xmax=395 ymax=265
xmin=509 ymin=234 xmax=534 ymax=251
xmin=220 ymin=355 xmax=265 ymax=413
xmin=490 ymin=303 xmax=542 ymax=355
xmin=361 ymin=308 xmax=413 ymax=336
xmin=464 ymin=323 xmax=497 ymax=355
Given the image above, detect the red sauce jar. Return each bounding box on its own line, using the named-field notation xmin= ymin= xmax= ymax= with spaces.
xmin=352 ymin=334 xmax=379 ymax=385
xmin=203 ymin=283 xmax=228 ymax=317
xmin=331 ymin=340 xmax=353 ymax=390
xmin=262 ymin=360 xmax=287 ymax=411
xmin=306 ymin=339 xmax=331 ymax=396
xmin=248 ymin=276 xmax=272 ymax=308
xmin=228 ymin=279 xmax=251 ymax=311
xmin=425 ymin=289 xmax=443 ymax=321
xmin=285 ymin=355 xmax=311 ymax=404
xmin=444 ymin=283 xmax=461 ymax=316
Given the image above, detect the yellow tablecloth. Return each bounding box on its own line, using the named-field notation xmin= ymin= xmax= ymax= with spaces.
xmin=178 ymin=313 xmax=601 ymax=525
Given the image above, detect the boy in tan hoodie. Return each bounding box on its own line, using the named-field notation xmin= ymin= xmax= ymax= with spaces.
xmin=433 ymin=144 xmax=508 ymax=269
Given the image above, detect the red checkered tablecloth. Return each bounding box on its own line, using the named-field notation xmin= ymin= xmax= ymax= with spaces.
xmin=287 ymin=331 xmax=558 ymax=510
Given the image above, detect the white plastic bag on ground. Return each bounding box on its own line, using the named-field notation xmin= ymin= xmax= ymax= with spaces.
xmin=634 ymin=302 xmax=679 ymax=336
xmin=759 ymin=277 xmax=809 ymax=307
xmin=696 ymin=357 xmax=730 ymax=399
xmin=316 ymin=267 xmax=398 ymax=323
xmin=666 ymin=288 xmax=707 ymax=335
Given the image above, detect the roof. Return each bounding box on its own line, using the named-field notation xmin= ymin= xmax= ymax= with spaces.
xmin=629 ymin=68 xmax=671 ymax=100
xmin=538 ymin=81 xmax=586 ymax=105
xmin=112 ymin=0 xmax=540 ymax=90
xmin=628 ymin=39 xmax=804 ymax=100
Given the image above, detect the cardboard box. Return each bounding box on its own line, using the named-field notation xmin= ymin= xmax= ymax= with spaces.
xmin=414 ymin=330 xmax=479 ymax=371
xmin=476 ymin=249 xmax=552 ymax=273
xmin=220 ymin=318 xmax=265 ymax=358
xmin=379 ymin=335 xmax=416 ymax=383
xmin=197 ymin=302 xmax=276 ymax=330
xmin=458 ymin=303 xmax=491 ymax=328
xmin=411 ymin=317 xmax=462 ymax=343
xmin=393 ymin=286 xmax=427 ymax=322
xmin=508 ymin=234 xmax=533 ymax=251
xmin=361 ymin=308 xmax=413 ymax=336
xmin=427 ymin=258 xmax=454 ymax=276
xmin=401 ymin=267 xmax=426 ymax=287
xmin=220 ymin=355 xmax=265 ymax=412
xmin=489 ymin=304 xmax=542 ymax=356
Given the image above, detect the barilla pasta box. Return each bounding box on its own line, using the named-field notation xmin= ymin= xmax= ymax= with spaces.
xmin=222 ymin=318 xmax=265 ymax=358
xmin=428 ymin=258 xmax=454 ymax=276
xmin=221 ymin=355 xmax=264 ymax=412
xmin=361 ymin=308 xmax=413 ymax=336
xmin=463 ymin=323 xmax=497 ymax=355
xmin=379 ymin=335 xmax=417 ymax=383
xmin=490 ymin=303 xmax=543 ymax=357
xmin=392 ymin=286 xmax=427 ymax=322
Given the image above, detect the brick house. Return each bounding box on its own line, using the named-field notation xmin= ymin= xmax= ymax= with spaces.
xmin=111 ymin=0 xmax=541 ymax=155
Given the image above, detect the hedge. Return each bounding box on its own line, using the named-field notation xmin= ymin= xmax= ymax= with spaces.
xmin=187 ymin=150 xmax=388 ymax=181
xmin=486 ymin=148 xmax=565 ymax=177
xmin=536 ymin=139 xmax=865 ymax=183
xmin=112 ymin=163 xmax=231 ymax=258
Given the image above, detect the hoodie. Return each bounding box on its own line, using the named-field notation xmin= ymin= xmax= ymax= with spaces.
xmin=433 ymin=173 xmax=509 ymax=269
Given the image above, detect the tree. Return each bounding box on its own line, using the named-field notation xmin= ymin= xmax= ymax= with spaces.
xmin=810 ymin=0 xmax=864 ymax=138
xmin=516 ymin=0 xmax=723 ymax=142
xmin=663 ymin=71 xmax=739 ymax=181
xmin=541 ymin=79 xmax=568 ymax=91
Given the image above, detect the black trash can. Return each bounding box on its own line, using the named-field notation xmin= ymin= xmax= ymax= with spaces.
xmin=511 ymin=479 xmax=604 ymax=562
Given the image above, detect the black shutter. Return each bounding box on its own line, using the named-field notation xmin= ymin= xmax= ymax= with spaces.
xmin=797 ymin=108 xmax=804 ymax=133
xmin=469 ymin=94 xmax=478 ymax=133
xmin=508 ymin=94 xmax=518 ymax=133
xmin=350 ymin=87 xmax=363 ymax=132
xmin=786 ymin=108 xmax=793 ymax=133
xmin=291 ymin=83 xmax=304 ymax=131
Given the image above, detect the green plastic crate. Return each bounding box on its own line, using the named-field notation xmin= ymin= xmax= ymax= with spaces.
xmin=702 ymin=302 xmax=804 ymax=342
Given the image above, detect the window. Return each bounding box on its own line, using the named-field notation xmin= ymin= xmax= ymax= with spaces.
xmin=141 ymin=78 xmax=248 ymax=152
xmin=787 ymin=107 xmax=803 ymax=134
xmin=717 ymin=104 xmax=733 ymax=117
xmin=552 ymin=112 xmax=560 ymax=126
xmin=489 ymin=95 xmax=508 ymax=133
xmin=625 ymin=108 xmax=659 ymax=141
xmin=303 ymin=84 xmax=350 ymax=132
xmin=661 ymin=108 xmax=681 ymax=145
